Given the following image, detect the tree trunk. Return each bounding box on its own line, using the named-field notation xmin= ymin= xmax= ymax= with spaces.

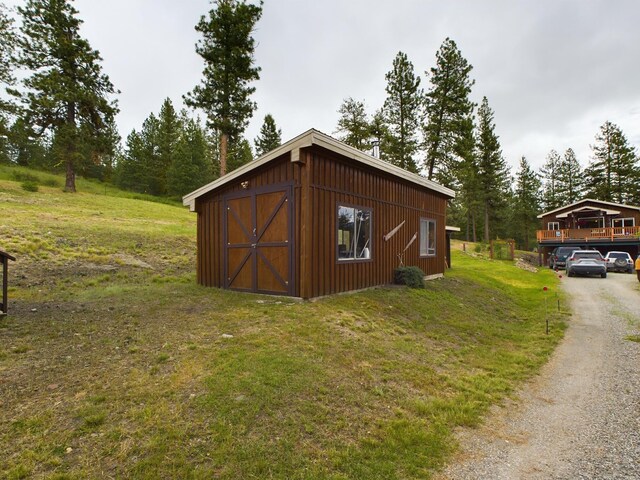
xmin=220 ymin=132 xmax=228 ymax=176
xmin=484 ymin=202 xmax=490 ymax=243
xmin=64 ymin=102 xmax=77 ymax=193
xmin=465 ymin=211 xmax=470 ymax=242
xmin=471 ymin=213 xmax=477 ymax=243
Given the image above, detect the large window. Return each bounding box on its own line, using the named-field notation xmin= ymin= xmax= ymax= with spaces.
xmin=613 ymin=217 xmax=635 ymax=228
xmin=420 ymin=218 xmax=436 ymax=256
xmin=548 ymin=221 xmax=560 ymax=230
xmin=337 ymin=205 xmax=371 ymax=261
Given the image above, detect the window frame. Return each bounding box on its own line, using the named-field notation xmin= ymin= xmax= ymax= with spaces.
xmin=419 ymin=218 xmax=437 ymax=258
xmin=336 ymin=202 xmax=373 ymax=263
xmin=548 ymin=221 xmax=560 ymax=231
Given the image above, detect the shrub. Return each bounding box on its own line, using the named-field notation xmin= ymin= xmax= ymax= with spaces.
xmin=394 ymin=266 xmax=425 ymax=288
xmin=12 ymin=171 xmax=39 ymax=183
xmin=21 ymin=181 xmax=39 ymax=192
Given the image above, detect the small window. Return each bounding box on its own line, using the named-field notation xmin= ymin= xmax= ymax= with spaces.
xmin=548 ymin=221 xmax=560 ymax=230
xmin=337 ymin=205 xmax=371 ymax=261
xmin=420 ymin=219 xmax=436 ymax=256
xmin=613 ymin=218 xmax=635 ymax=228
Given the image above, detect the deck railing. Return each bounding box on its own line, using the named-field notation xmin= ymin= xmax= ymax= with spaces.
xmin=537 ymin=226 xmax=640 ymax=243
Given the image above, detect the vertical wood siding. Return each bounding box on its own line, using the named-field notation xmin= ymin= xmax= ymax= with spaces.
xmin=194 ymin=146 xmax=449 ymax=298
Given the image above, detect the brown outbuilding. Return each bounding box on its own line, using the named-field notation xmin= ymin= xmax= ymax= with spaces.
xmin=183 ymin=129 xmax=455 ymax=299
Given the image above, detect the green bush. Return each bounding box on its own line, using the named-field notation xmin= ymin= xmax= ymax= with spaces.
xmin=21 ymin=181 xmax=39 ymax=192
xmin=393 ymin=266 xmax=425 ymax=288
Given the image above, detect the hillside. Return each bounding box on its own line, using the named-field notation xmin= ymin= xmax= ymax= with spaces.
xmin=0 ymin=168 xmax=566 ymax=479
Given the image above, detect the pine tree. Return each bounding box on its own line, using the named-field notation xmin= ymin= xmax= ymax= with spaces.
xmin=335 ymin=98 xmax=371 ymax=151
xmin=540 ymin=150 xmax=562 ymax=210
xmin=167 ymin=117 xmax=212 ymax=197
xmin=185 ymin=0 xmax=262 ymax=176
xmin=583 ymin=121 xmax=638 ymax=204
xmin=6 ymin=117 xmax=49 ymax=168
xmin=511 ymin=156 xmax=541 ymax=250
xmin=254 ymin=113 xmax=281 ymax=156
xmin=475 ymin=97 xmax=510 ymax=242
xmin=556 ymin=148 xmax=582 ymax=204
xmin=382 ymin=51 xmax=423 ymax=173
xmin=115 ymin=114 xmax=160 ymax=194
xmin=227 ymin=137 xmax=253 ymax=173
xmin=0 ymin=2 xmax=17 ymax=162
xmin=16 ymin=0 xmax=119 ymax=192
xmin=369 ymin=109 xmax=390 ymax=160
xmin=424 ymin=37 xmax=475 ymax=183
xmin=155 ymin=98 xmax=181 ymax=194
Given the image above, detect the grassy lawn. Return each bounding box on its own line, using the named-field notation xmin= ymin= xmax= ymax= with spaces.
xmin=0 ymin=169 xmax=567 ymax=479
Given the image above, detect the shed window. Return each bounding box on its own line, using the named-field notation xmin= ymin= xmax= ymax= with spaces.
xmin=548 ymin=221 xmax=560 ymax=230
xmin=420 ymin=219 xmax=436 ymax=256
xmin=613 ymin=217 xmax=635 ymax=228
xmin=337 ymin=205 xmax=371 ymax=261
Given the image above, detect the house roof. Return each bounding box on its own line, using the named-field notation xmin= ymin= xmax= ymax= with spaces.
xmin=183 ymin=128 xmax=455 ymax=211
xmin=537 ymin=198 xmax=640 ymax=219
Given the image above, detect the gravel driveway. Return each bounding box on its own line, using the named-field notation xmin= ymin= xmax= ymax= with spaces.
xmin=438 ymin=271 xmax=640 ymax=479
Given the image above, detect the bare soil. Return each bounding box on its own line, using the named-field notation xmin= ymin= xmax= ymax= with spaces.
xmin=438 ymin=271 xmax=640 ymax=479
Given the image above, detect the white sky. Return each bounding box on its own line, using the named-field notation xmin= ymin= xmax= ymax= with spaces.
xmin=5 ymin=0 xmax=640 ymax=173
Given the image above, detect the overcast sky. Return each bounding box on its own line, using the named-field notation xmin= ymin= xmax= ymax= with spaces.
xmin=6 ymin=0 xmax=640 ymax=172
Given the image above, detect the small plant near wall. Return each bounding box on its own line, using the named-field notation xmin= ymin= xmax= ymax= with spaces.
xmin=394 ymin=266 xmax=425 ymax=288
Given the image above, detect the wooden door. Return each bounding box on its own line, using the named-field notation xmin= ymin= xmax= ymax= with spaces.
xmin=224 ymin=185 xmax=293 ymax=295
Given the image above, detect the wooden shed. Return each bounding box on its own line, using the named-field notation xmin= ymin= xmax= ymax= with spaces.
xmin=183 ymin=129 xmax=455 ymax=299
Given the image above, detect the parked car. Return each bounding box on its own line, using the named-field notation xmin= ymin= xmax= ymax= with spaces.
xmin=566 ymin=250 xmax=607 ymax=278
xmin=604 ymin=251 xmax=634 ymax=273
xmin=549 ymin=246 xmax=579 ymax=270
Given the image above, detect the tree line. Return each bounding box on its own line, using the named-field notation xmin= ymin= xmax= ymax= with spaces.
xmin=334 ymin=42 xmax=640 ymax=250
xmin=1 ymin=1 xmax=639 ymax=249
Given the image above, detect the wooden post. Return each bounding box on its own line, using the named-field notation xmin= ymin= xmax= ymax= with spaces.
xmin=298 ymin=150 xmax=312 ymax=299
xmin=0 ymin=251 xmax=16 ymax=315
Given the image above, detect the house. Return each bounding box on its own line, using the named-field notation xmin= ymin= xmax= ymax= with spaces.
xmin=183 ymin=129 xmax=455 ymax=299
xmin=537 ymin=198 xmax=640 ymax=263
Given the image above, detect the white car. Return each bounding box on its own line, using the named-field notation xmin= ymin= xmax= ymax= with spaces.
xmin=604 ymin=251 xmax=634 ymax=273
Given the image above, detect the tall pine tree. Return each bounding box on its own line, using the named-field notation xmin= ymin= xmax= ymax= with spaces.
xmin=556 ymin=148 xmax=582 ymax=204
xmin=335 ymin=98 xmax=371 ymax=151
xmin=254 ymin=113 xmax=281 ymax=156
xmin=185 ymin=0 xmax=262 ymax=176
xmin=424 ymin=37 xmax=475 ymax=183
xmin=511 ymin=156 xmax=541 ymax=250
xmin=583 ymin=121 xmax=638 ymax=203
xmin=540 ymin=149 xmax=562 ymax=210
xmin=475 ymin=97 xmax=510 ymax=242
xmin=16 ymin=0 xmax=119 ymax=192
xmin=0 ymin=2 xmax=17 ymax=162
xmin=382 ymin=52 xmax=423 ymax=173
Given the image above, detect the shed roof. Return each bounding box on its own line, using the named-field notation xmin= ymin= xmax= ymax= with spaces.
xmin=537 ymin=198 xmax=640 ymax=219
xmin=183 ymin=129 xmax=455 ymax=211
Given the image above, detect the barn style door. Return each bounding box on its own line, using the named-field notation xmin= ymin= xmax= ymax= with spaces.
xmin=223 ymin=185 xmax=293 ymax=295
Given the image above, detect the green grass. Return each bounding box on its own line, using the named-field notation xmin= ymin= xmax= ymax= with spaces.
xmin=0 ymin=167 xmax=566 ymax=479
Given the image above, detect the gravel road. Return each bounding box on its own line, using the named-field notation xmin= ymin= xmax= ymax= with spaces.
xmin=438 ymin=271 xmax=640 ymax=479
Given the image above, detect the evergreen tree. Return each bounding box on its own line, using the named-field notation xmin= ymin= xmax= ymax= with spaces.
xmin=0 ymin=2 xmax=17 ymax=162
xmin=556 ymin=148 xmax=582 ymax=204
xmin=382 ymin=51 xmax=423 ymax=172
xmin=540 ymin=149 xmax=562 ymax=210
xmin=185 ymin=0 xmax=262 ymax=176
xmin=6 ymin=117 xmax=50 ymax=168
xmin=155 ymin=98 xmax=181 ymax=194
xmin=369 ymin=108 xmax=391 ymax=160
xmin=335 ymin=98 xmax=371 ymax=151
xmin=583 ymin=121 xmax=638 ymax=203
xmin=511 ymin=156 xmax=541 ymax=250
xmin=227 ymin=136 xmax=253 ymax=172
xmin=167 ymin=117 xmax=212 ymax=197
xmin=424 ymin=37 xmax=475 ymax=184
xmin=451 ymin=114 xmax=480 ymax=242
xmin=475 ymin=97 xmax=510 ymax=242
xmin=115 ymin=114 xmax=160 ymax=194
xmin=15 ymin=0 xmax=119 ymax=192
xmin=254 ymin=113 xmax=281 ymax=156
